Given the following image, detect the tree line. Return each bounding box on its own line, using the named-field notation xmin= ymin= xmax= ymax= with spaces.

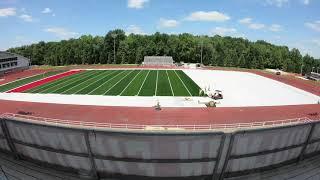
xmin=8 ymin=29 xmax=320 ymax=74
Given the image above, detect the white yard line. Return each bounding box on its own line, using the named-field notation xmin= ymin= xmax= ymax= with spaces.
xmin=72 ymin=70 xmax=116 ymax=94
xmin=88 ymin=70 xmax=126 ymax=95
xmin=137 ymin=70 xmax=150 ymax=96
xmin=155 ymin=70 xmax=159 ymax=96
xmin=38 ymin=71 xmax=95 ymax=93
xmin=166 ymin=70 xmax=174 ymax=96
xmin=0 ymin=72 xmax=45 ymax=87
xmin=174 ymin=70 xmax=192 ymax=96
xmin=119 ymin=70 xmax=142 ymax=96
xmin=60 ymin=71 xmax=106 ymax=94
xmin=103 ymin=70 xmax=134 ymax=95
xmin=51 ymin=71 xmax=100 ymax=93
xmin=5 ymin=71 xmax=70 ymax=93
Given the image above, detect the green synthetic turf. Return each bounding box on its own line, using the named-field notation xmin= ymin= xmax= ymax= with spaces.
xmin=39 ymin=70 xmax=97 ymax=94
xmin=120 ymin=70 xmax=149 ymax=96
xmin=175 ymin=70 xmax=201 ymax=96
xmin=167 ymin=70 xmax=190 ymax=96
xmin=156 ymin=70 xmax=173 ymax=96
xmin=52 ymin=70 xmax=104 ymax=94
xmin=75 ymin=70 xmax=122 ymax=94
xmin=0 ymin=71 xmax=63 ymax=92
xmin=63 ymin=70 xmax=111 ymax=94
xmin=89 ymin=70 xmax=131 ymax=95
xmin=20 ymin=69 xmax=203 ymax=97
xmin=138 ymin=70 xmax=157 ymax=96
xmin=106 ymin=70 xmax=139 ymax=95
xmin=26 ymin=70 xmax=89 ymax=93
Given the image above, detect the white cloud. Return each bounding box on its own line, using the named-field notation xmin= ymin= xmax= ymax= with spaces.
xmin=42 ymin=8 xmax=52 ymax=14
xmin=44 ymin=27 xmax=79 ymax=39
xmin=305 ymin=21 xmax=320 ymax=32
xmin=269 ymin=24 xmax=283 ymax=32
xmin=19 ymin=14 xmax=33 ymax=22
xmin=128 ymin=0 xmax=149 ymax=9
xmin=211 ymin=27 xmax=237 ymax=36
xmin=302 ymin=0 xmax=310 ymax=5
xmin=186 ymin=11 xmax=230 ymax=22
xmin=126 ymin=25 xmax=146 ymax=35
xmin=0 ymin=7 xmax=16 ymax=17
xmin=239 ymin=17 xmax=252 ymax=24
xmin=312 ymin=39 xmax=320 ymax=46
xmin=158 ymin=18 xmax=179 ymax=28
xmin=266 ymin=0 xmax=289 ymax=7
xmin=248 ymin=23 xmax=265 ymax=30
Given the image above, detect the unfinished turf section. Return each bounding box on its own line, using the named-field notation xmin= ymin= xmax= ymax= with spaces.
xmin=20 ymin=70 xmax=201 ymax=97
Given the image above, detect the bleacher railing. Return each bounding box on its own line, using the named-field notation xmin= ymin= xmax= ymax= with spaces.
xmin=1 ymin=113 xmax=315 ymax=131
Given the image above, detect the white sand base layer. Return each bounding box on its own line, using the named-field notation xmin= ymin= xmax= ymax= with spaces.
xmin=183 ymin=69 xmax=320 ymax=107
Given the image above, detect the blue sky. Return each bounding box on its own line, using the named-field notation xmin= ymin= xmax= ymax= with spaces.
xmin=0 ymin=0 xmax=319 ymax=58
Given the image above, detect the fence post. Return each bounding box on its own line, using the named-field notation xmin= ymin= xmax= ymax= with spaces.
xmin=298 ymin=123 xmax=316 ymax=162
xmin=84 ymin=131 xmax=99 ymax=179
xmin=211 ymin=134 xmax=226 ymax=180
xmin=0 ymin=119 xmax=20 ymax=160
xmin=218 ymin=133 xmax=235 ymax=180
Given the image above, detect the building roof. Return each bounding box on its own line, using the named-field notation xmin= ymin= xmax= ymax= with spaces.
xmin=0 ymin=51 xmax=17 ymax=60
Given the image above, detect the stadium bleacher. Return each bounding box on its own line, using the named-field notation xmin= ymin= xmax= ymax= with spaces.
xmin=143 ymin=56 xmax=174 ymax=66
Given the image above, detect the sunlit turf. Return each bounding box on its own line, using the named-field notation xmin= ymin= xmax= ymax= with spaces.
xmin=17 ymin=69 xmax=202 ymax=97
xmin=0 ymin=71 xmax=64 ymax=92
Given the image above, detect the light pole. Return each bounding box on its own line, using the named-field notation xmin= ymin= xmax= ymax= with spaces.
xmin=300 ymin=64 xmax=304 ymax=76
xmin=111 ymin=33 xmax=117 ymax=64
xmin=200 ymin=36 xmax=203 ymax=65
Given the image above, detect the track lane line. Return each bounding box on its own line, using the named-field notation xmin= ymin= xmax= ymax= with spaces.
xmin=119 ymin=70 xmax=142 ymax=96
xmin=137 ymin=70 xmax=150 ymax=96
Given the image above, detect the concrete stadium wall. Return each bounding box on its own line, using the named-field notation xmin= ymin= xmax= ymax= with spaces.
xmin=0 ymin=117 xmax=319 ymax=180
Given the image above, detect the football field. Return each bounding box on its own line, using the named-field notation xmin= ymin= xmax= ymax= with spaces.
xmin=24 ymin=70 xmax=201 ymax=96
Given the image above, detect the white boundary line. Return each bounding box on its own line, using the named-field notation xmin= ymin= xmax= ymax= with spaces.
xmin=60 ymin=71 xmax=106 ymax=94
xmin=88 ymin=70 xmax=126 ymax=95
xmin=137 ymin=70 xmax=150 ymax=96
xmin=30 ymin=70 xmax=87 ymax=93
xmin=103 ymin=70 xmax=134 ymax=95
xmin=119 ymin=70 xmax=142 ymax=96
xmin=166 ymin=70 xmax=174 ymax=96
xmin=38 ymin=70 xmax=95 ymax=93
xmin=155 ymin=70 xmax=159 ymax=96
xmin=52 ymin=70 xmax=101 ymax=93
xmin=4 ymin=71 xmax=70 ymax=93
xmin=174 ymin=70 xmax=192 ymax=96
xmin=72 ymin=70 xmax=117 ymax=94
xmin=0 ymin=72 xmax=45 ymax=87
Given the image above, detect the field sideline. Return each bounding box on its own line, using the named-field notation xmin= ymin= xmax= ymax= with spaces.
xmin=23 ymin=70 xmax=201 ymax=96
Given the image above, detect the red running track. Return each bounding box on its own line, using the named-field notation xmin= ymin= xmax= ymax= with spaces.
xmin=7 ymin=70 xmax=82 ymax=93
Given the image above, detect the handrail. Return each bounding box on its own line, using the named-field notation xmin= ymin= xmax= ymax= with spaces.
xmin=0 ymin=113 xmax=315 ymax=131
